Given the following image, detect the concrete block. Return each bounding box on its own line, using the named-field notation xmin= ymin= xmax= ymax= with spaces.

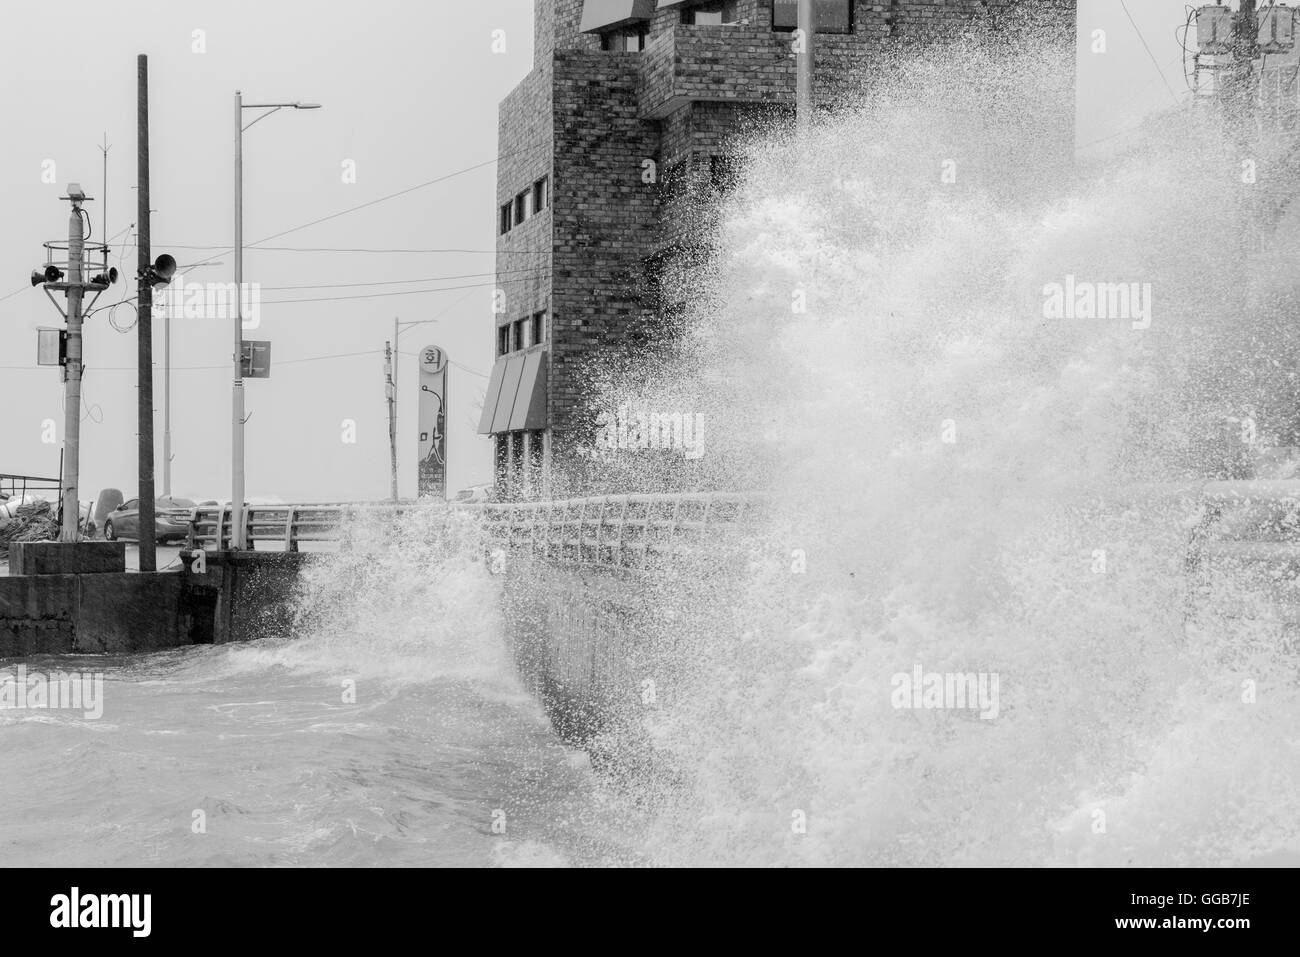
xmin=8 ymin=541 xmax=126 ymax=576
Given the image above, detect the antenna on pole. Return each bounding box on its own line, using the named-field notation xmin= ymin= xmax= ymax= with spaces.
xmin=99 ymin=133 xmax=111 ymax=271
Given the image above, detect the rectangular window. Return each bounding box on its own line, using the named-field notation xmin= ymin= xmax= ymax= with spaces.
xmin=532 ymin=176 xmax=548 ymax=214
xmin=688 ymin=1 xmax=741 ymax=26
xmin=601 ymin=24 xmax=649 ymax=52
xmin=528 ymin=430 xmax=544 ymax=476
xmin=498 ymin=324 xmax=510 ymax=356
xmin=509 ymin=431 xmax=524 ymax=485
xmin=495 ymin=434 xmax=509 ymax=486
xmin=773 ymin=0 xmax=852 ymax=34
xmin=531 ymin=310 xmax=545 ymax=346
xmin=512 ymin=319 xmax=526 ymax=351
xmin=710 ymin=154 xmax=739 ymax=192
xmin=499 ymin=202 xmax=512 ymax=235
xmin=515 ymin=192 xmax=527 ymax=225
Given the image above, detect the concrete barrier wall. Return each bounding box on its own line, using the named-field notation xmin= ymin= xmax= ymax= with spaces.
xmin=0 ymin=572 xmax=206 ymax=656
xmin=498 ymin=540 xmax=749 ymax=752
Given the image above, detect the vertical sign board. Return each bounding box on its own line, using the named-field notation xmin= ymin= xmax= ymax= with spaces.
xmin=417 ymin=344 xmax=448 ymax=499
xmin=241 ymin=341 xmax=271 ymax=378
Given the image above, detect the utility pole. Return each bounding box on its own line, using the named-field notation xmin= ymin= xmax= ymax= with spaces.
xmin=796 ymin=0 xmax=815 ymax=134
xmin=59 ymin=195 xmax=86 ymax=543
xmin=233 ymin=90 xmax=247 ymax=549
xmin=393 ymin=315 xmax=399 ymax=497
xmin=385 ymin=341 xmax=398 ymax=503
xmin=136 ymin=54 xmax=157 ymax=572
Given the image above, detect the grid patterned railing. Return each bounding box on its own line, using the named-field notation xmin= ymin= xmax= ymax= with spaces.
xmin=185 ymin=492 xmax=760 ymax=567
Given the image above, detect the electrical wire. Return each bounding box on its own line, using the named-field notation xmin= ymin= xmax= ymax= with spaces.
xmin=1120 ymin=0 xmax=1181 ymax=104
xmin=178 ymin=138 xmax=550 ymax=274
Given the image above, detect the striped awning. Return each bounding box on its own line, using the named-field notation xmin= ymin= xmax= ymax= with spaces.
xmin=579 ymin=0 xmax=657 ymax=32
xmin=477 ymin=350 xmax=548 ymax=434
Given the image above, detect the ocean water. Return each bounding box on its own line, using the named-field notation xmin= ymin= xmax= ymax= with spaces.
xmin=4 ymin=42 xmax=1300 ymax=868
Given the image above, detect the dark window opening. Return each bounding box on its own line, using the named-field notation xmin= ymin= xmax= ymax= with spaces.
xmin=710 ymin=154 xmax=740 ymax=192
xmin=495 ymin=434 xmax=509 ymax=488
xmin=499 ymin=202 xmax=512 ymax=235
xmin=498 ymin=325 xmax=510 ymax=356
xmin=528 ymin=430 xmax=544 ymax=476
xmin=773 ymin=0 xmax=852 ymax=34
xmin=514 ymin=192 xmax=528 ymax=225
xmin=601 ymin=23 xmax=650 ymax=52
xmin=508 ymin=432 xmax=525 ymax=485
xmin=533 ymin=176 xmax=548 ymax=214
xmin=687 ymin=1 xmax=741 ymax=26
xmin=531 ymin=310 xmax=545 ymax=346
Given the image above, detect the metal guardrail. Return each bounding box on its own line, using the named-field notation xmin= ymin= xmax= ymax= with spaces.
xmin=185 ymin=492 xmax=760 ymax=567
xmin=186 ymin=503 xmax=428 ymax=552
xmin=479 ymin=492 xmax=759 ymax=570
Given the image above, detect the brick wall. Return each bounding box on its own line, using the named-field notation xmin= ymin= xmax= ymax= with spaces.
xmin=499 ymin=0 xmax=1078 ymax=490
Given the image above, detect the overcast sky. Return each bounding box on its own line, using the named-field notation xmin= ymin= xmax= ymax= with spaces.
xmin=0 ymin=0 xmax=1191 ymax=503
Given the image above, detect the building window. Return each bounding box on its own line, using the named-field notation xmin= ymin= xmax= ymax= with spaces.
xmin=515 ymin=191 xmax=528 ymax=225
xmin=498 ymin=324 xmax=510 ymax=356
xmin=512 ymin=319 xmax=527 ymax=351
xmin=499 ymin=202 xmax=512 ymax=235
xmin=600 ymin=23 xmax=649 ymax=52
xmin=528 ymin=430 xmax=544 ymax=477
xmin=531 ymin=310 xmax=546 ymax=346
xmin=532 ymin=176 xmax=548 ymax=214
xmin=772 ymin=0 xmax=852 ymax=34
xmin=710 ymin=155 xmax=739 ymax=192
xmin=509 ymin=432 xmax=525 ymax=486
xmin=687 ymin=1 xmax=741 ymax=26
xmin=495 ymin=434 xmax=509 ymax=487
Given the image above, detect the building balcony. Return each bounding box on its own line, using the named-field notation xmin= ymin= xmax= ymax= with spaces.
xmin=638 ymin=22 xmax=796 ymax=119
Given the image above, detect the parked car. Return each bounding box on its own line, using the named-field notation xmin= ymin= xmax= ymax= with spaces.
xmin=452 ymin=484 xmax=494 ymax=504
xmin=103 ymin=496 xmax=197 ymax=543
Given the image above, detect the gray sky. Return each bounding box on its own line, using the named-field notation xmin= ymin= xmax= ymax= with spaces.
xmin=0 ymin=0 xmax=1191 ymax=503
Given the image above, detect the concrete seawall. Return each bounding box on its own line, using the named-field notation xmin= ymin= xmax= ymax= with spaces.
xmin=0 ymin=550 xmax=312 ymax=657
xmin=0 ymin=572 xmax=212 ymax=656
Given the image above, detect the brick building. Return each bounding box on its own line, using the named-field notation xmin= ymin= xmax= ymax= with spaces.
xmin=480 ymin=0 xmax=1078 ymax=497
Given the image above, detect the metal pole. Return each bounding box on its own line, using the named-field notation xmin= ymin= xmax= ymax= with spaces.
xmin=232 ymin=90 xmax=246 ymax=549
xmin=163 ymin=309 xmax=171 ymax=497
xmin=60 ymin=200 xmax=84 ymax=543
xmin=796 ymin=0 xmax=815 ymax=134
xmin=442 ymin=363 xmax=449 ymax=502
xmin=137 ymin=54 xmax=157 ymax=571
xmin=385 ymin=341 xmax=398 ymax=503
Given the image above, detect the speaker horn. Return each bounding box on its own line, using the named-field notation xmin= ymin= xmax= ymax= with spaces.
xmin=30 ymin=265 xmax=63 ymax=286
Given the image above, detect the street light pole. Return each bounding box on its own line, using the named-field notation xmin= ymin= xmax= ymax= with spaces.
xmin=233 ymin=90 xmax=245 ymax=548
xmin=231 ymin=93 xmax=320 ymax=549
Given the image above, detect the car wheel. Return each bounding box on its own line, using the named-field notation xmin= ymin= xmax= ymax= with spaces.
xmin=104 ymin=520 xmax=116 ymax=541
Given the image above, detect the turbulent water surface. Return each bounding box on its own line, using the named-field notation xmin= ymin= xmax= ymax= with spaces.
xmin=4 ymin=43 xmax=1300 ymax=868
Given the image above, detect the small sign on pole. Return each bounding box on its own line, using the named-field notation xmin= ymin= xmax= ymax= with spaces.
xmin=241 ymin=340 xmax=271 ymax=378
xmin=37 ymin=328 xmax=67 ymax=367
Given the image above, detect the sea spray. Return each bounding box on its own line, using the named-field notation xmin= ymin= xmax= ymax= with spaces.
xmin=565 ymin=42 xmax=1300 ymax=866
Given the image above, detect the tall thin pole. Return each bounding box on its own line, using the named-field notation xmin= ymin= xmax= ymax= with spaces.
xmin=60 ymin=199 xmax=85 ymax=543
xmin=393 ymin=315 xmax=399 ymax=497
xmin=796 ymin=0 xmax=815 ymax=134
xmin=99 ymin=133 xmax=109 ymax=260
xmin=232 ymin=90 xmax=246 ymax=549
xmin=136 ymin=55 xmax=157 ymax=570
xmin=163 ymin=305 xmax=171 ymax=497
xmin=385 ymin=341 xmax=398 ymax=503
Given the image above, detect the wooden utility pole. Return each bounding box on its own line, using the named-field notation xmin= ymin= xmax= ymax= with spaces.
xmin=385 ymin=341 xmax=398 ymax=502
xmin=796 ymin=0 xmax=815 ymax=134
xmin=137 ymin=54 xmax=157 ymax=571
xmin=1231 ymin=0 xmax=1260 ymax=123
